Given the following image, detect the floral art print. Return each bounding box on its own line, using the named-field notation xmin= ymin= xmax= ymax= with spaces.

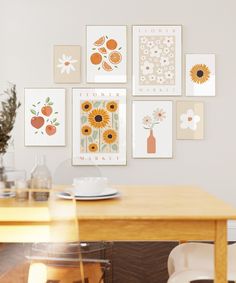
xmin=177 ymin=101 xmax=204 ymax=139
xmin=73 ymin=89 xmax=126 ymax=165
xmin=133 ymin=26 xmax=182 ymax=96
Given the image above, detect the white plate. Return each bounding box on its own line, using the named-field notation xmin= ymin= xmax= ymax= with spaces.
xmin=0 ymin=192 xmax=15 ymax=199
xmin=57 ymin=191 xmax=120 ymax=201
xmin=57 ymin=188 xmax=118 ymax=198
xmin=63 ymin=187 xmax=118 ymax=197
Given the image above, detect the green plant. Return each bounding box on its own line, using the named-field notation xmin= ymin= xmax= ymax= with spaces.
xmin=0 ymin=84 xmax=21 ymax=154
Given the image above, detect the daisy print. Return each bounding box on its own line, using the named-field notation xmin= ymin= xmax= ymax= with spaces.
xmin=57 ymin=54 xmax=78 ymax=74
xmin=180 ymin=109 xmax=200 ymax=131
xmin=140 ymin=61 xmax=154 ymax=75
xmin=177 ymin=101 xmax=204 ymax=139
xmin=54 ymin=45 xmax=81 ymax=83
xmin=163 ymin=36 xmax=174 ymax=47
xmin=139 ymin=35 xmax=176 ymax=86
xmin=147 ymin=41 xmax=155 ymax=48
xmin=140 ymin=37 xmax=148 ymax=44
xmin=134 ymin=25 xmax=181 ymax=95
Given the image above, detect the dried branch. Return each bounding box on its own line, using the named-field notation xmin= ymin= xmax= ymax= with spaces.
xmin=0 ymin=84 xmax=21 ymax=154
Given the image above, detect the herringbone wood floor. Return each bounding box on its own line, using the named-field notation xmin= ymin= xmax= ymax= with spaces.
xmin=0 ymin=243 xmax=234 ymax=283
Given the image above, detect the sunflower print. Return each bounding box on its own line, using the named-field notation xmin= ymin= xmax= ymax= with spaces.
xmin=190 ymin=64 xmax=210 ymax=84
xmin=81 ymin=101 xmax=92 ymax=112
xmin=81 ymin=125 xmax=92 ymax=136
xmin=88 ymin=109 xmax=110 ymax=129
xmin=106 ymin=101 xmax=118 ymax=112
xmin=103 ymin=129 xmax=117 ymax=144
xmin=88 ymin=143 xmax=98 ymax=152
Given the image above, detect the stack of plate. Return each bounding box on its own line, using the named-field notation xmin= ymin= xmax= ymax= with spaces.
xmin=0 ymin=191 xmax=15 ymax=199
xmin=58 ymin=187 xmax=120 ymax=201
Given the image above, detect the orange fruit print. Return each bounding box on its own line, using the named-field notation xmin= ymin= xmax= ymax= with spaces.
xmin=109 ymin=51 xmax=122 ymax=64
xmin=98 ymin=47 xmax=107 ymax=54
xmin=94 ymin=36 xmax=105 ymax=46
xmin=91 ymin=35 xmax=122 ymax=72
xmin=102 ymin=61 xmax=113 ymax=72
xmin=106 ymin=39 xmax=117 ymax=50
xmin=90 ymin=52 xmax=102 ymax=65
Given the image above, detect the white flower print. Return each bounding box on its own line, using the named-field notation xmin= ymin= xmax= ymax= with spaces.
xmin=150 ymin=46 xmax=162 ymax=58
xmin=141 ymin=61 xmax=154 ymax=75
xmin=157 ymin=76 xmax=165 ymax=84
xmin=139 ymin=35 xmax=175 ymax=85
xmin=160 ymin=57 xmax=169 ymax=66
xmin=140 ymin=76 xmax=146 ymax=82
xmin=143 ymin=115 xmax=152 ymax=127
xmin=164 ymin=47 xmax=170 ymax=54
xmin=140 ymin=37 xmax=148 ymax=44
xmin=180 ymin=109 xmax=200 ymax=131
xmin=157 ymin=68 xmax=163 ymax=75
xmin=153 ymin=108 xmax=166 ymax=122
xmin=57 ymin=54 xmax=78 ymax=74
xmin=149 ymin=74 xmax=156 ymax=81
xmin=163 ymin=36 xmax=174 ymax=47
xmin=165 ymin=71 xmax=174 ymax=79
xmin=147 ymin=41 xmax=155 ymax=48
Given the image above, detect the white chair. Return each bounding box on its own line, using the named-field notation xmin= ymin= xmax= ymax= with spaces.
xmin=167 ymin=242 xmax=236 ymax=283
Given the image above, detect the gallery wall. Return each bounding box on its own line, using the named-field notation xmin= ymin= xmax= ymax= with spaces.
xmin=1 ymin=0 xmax=236 ymax=207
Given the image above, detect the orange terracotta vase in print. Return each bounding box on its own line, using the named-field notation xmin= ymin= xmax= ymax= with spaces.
xmin=147 ymin=129 xmax=156 ymax=154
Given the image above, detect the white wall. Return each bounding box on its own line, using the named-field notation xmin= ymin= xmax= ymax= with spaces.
xmin=1 ymin=0 xmax=236 ymax=207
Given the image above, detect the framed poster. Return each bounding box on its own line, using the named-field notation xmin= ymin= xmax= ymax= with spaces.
xmin=132 ymin=25 xmax=182 ymax=96
xmin=186 ymin=54 xmax=215 ymax=96
xmin=176 ymin=101 xmax=204 ymax=139
xmin=54 ymin=45 xmax=81 ymax=83
xmin=25 ymin=88 xmax=66 ymax=146
xmin=132 ymin=101 xmax=172 ymax=158
xmin=72 ymin=88 xmax=126 ymax=165
xmin=86 ymin=26 xmax=127 ymax=83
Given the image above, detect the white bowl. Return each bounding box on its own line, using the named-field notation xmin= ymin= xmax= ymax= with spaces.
xmin=72 ymin=177 xmax=108 ymax=196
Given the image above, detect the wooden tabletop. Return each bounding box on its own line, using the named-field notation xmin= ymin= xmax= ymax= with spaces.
xmin=76 ymin=185 xmax=236 ymax=220
xmin=1 ymin=185 xmax=236 ymax=222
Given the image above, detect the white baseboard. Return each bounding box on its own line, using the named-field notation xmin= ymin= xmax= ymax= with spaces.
xmin=228 ymin=220 xmax=236 ymax=241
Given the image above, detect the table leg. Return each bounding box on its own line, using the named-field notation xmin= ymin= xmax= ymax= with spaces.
xmin=214 ymin=220 xmax=227 ymax=283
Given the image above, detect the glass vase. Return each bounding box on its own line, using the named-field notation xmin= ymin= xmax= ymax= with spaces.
xmin=30 ymin=155 xmax=52 ymax=201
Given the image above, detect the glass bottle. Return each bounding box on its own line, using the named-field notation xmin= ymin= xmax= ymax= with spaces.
xmin=30 ymin=155 xmax=52 ymax=201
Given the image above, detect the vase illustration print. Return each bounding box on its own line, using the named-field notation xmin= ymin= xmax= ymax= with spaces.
xmin=147 ymin=129 xmax=156 ymax=153
xmin=142 ymin=108 xmax=166 ymax=155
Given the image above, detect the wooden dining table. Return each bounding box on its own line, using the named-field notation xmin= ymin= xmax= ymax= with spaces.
xmin=0 ymin=185 xmax=236 ymax=283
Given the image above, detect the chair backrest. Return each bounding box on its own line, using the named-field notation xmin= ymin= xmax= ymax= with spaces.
xmin=168 ymin=242 xmax=236 ymax=276
xmin=168 ymin=243 xmax=214 ymax=275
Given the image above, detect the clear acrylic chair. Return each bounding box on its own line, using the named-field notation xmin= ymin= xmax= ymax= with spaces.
xmin=167 ymin=242 xmax=236 ymax=283
xmin=0 ymin=189 xmax=111 ymax=283
xmin=26 ymin=189 xmax=111 ymax=283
